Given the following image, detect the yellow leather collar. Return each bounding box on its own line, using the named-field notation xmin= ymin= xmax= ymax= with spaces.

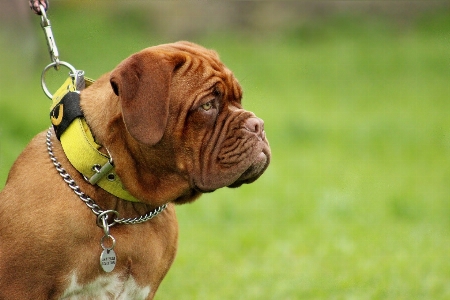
xmin=51 ymin=78 xmax=139 ymax=202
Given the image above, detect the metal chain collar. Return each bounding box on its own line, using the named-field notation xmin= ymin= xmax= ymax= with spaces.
xmin=46 ymin=128 xmax=168 ymax=226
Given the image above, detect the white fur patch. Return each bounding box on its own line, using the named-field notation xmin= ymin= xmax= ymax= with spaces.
xmin=60 ymin=273 xmax=151 ymax=300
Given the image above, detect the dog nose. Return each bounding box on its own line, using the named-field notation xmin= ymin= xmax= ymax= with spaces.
xmin=244 ymin=117 xmax=265 ymax=139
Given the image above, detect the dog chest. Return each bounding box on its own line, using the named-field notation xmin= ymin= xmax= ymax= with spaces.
xmin=60 ymin=273 xmax=151 ymax=300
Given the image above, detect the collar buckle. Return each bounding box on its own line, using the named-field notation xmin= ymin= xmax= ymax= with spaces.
xmin=87 ymin=160 xmax=115 ymax=185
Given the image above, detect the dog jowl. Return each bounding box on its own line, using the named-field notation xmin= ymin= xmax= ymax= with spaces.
xmin=0 ymin=41 xmax=270 ymax=299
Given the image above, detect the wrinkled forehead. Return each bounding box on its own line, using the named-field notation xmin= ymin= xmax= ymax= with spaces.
xmin=158 ymin=42 xmax=243 ymax=100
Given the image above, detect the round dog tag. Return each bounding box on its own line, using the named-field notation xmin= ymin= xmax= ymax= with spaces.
xmin=100 ymin=249 xmax=117 ymax=272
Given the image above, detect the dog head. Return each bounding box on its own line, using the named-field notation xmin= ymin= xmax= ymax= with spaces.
xmin=105 ymin=41 xmax=270 ymax=204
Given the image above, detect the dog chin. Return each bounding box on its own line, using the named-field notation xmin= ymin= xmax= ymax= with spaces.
xmin=227 ymin=151 xmax=269 ymax=188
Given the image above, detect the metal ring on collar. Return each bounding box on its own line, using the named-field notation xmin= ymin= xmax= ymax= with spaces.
xmin=100 ymin=234 xmax=116 ymax=250
xmin=96 ymin=210 xmax=119 ymax=228
xmin=41 ymin=61 xmax=77 ymax=99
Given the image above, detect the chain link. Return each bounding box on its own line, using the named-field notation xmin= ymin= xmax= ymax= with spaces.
xmin=46 ymin=128 xmax=167 ymax=225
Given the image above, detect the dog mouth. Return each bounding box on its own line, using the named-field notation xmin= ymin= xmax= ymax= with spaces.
xmin=227 ymin=150 xmax=270 ymax=188
xmin=192 ymin=149 xmax=270 ymax=193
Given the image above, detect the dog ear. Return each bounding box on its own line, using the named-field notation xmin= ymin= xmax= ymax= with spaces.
xmin=110 ymin=51 xmax=184 ymax=145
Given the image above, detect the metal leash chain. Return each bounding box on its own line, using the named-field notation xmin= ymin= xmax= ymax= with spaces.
xmin=46 ymin=128 xmax=168 ymax=225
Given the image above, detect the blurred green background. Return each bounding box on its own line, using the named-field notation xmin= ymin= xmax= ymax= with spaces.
xmin=1 ymin=1 xmax=450 ymax=299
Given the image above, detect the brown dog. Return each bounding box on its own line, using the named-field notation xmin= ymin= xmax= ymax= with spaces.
xmin=0 ymin=41 xmax=270 ymax=299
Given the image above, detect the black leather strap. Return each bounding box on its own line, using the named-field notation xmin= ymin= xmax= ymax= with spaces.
xmin=50 ymin=92 xmax=84 ymax=140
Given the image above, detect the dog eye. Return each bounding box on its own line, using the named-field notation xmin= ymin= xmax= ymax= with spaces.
xmin=201 ymin=102 xmax=213 ymax=111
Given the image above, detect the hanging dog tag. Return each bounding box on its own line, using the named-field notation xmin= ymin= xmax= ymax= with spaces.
xmin=100 ymin=248 xmax=116 ymax=272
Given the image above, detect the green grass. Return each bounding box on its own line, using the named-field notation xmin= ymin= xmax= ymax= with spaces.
xmin=1 ymin=5 xmax=450 ymax=299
